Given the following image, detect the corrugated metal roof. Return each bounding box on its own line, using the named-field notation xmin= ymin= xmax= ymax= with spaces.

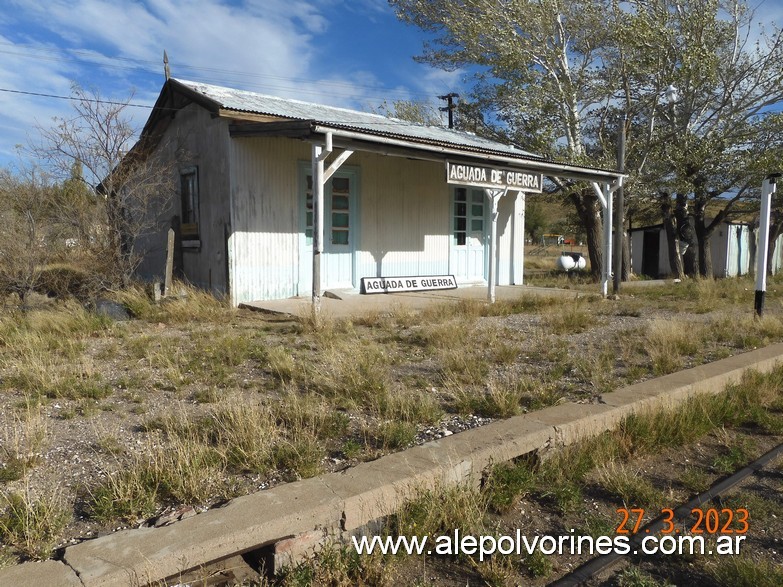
xmin=174 ymin=78 xmax=544 ymax=160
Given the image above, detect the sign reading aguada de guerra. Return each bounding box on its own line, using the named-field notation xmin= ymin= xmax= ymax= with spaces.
xmin=446 ymin=161 xmax=543 ymax=192
xmin=361 ymin=275 xmax=457 ymax=294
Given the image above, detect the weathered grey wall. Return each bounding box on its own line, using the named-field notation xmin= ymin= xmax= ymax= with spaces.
xmin=135 ymin=103 xmax=231 ymax=296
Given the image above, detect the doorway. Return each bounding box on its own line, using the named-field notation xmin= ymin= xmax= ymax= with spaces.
xmin=450 ymin=187 xmax=488 ymax=282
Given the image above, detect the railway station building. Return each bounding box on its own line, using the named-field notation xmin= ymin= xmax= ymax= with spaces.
xmin=134 ymin=79 xmax=623 ymax=306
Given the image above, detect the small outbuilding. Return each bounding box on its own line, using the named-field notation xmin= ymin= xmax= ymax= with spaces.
xmin=134 ymin=79 xmax=623 ymax=306
xmin=630 ymin=221 xmax=783 ymax=278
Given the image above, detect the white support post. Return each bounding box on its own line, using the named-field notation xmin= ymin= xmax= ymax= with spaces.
xmin=755 ymin=175 xmax=778 ymax=316
xmin=602 ymin=182 xmax=613 ymax=298
xmin=485 ymin=188 xmax=507 ymax=303
xmin=513 ymin=191 xmax=526 ymax=285
xmin=311 ymin=144 xmax=324 ymax=313
xmin=311 ymin=136 xmax=336 ymax=313
xmin=311 ymin=133 xmax=343 ymax=315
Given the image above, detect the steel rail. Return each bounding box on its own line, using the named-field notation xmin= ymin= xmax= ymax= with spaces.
xmin=548 ymin=440 xmax=783 ymax=587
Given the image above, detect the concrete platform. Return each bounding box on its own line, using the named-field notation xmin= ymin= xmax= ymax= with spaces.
xmin=5 ymin=342 xmax=782 ymax=586
xmin=240 ymin=284 xmax=587 ymax=319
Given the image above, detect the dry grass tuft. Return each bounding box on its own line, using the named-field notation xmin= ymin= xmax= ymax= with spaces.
xmin=0 ymin=401 xmax=48 ymax=481
xmin=114 ymin=282 xmax=229 ymax=323
xmin=596 ymin=461 xmax=664 ymax=508
xmin=540 ymin=300 xmax=597 ymax=334
xmin=643 ymin=318 xmax=702 ymax=375
xmin=393 ymin=482 xmax=488 ymax=539
xmin=0 ymin=484 xmax=70 ymax=561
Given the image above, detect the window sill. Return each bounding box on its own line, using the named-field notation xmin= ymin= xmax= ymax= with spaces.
xmin=182 ymin=239 xmax=201 ymax=249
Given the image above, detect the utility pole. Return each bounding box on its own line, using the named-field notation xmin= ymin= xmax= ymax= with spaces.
xmin=755 ymin=174 xmax=780 ymax=317
xmin=613 ymin=114 xmax=626 ymax=295
xmin=438 ymin=93 xmax=459 ymax=129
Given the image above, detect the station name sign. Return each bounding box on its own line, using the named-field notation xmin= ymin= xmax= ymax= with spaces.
xmin=361 ymin=275 xmax=457 ymax=294
xmin=446 ymin=162 xmax=543 ymax=192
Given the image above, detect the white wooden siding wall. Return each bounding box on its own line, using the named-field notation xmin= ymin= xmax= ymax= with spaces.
xmin=773 ymin=234 xmax=783 ymax=274
xmin=229 ymin=137 xmax=308 ymax=305
xmin=712 ymin=225 xmax=753 ymax=278
xmin=740 ymin=225 xmax=750 ymax=275
xmin=495 ymin=192 xmax=523 ymax=285
xmin=727 ymin=225 xmax=749 ymax=277
xmin=354 ymin=153 xmax=450 ymax=280
xmin=712 ymin=226 xmax=731 ymax=277
xmin=228 ymin=137 xmax=460 ymax=304
xmin=724 ymin=226 xmax=745 ymax=277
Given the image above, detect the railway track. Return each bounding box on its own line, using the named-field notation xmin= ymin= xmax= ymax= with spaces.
xmin=549 ymin=441 xmax=783 ymax=586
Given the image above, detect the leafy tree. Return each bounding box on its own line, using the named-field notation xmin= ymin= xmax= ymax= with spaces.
xmin=31 ymin=84 xmax=176 ymax=288
xmin=391 ymin=0 xmax=618 ymax=277
xmin=391 ymin=0 xmax=783 ymax=279
xmin=614 ymin=0 xmax=783 ymax=277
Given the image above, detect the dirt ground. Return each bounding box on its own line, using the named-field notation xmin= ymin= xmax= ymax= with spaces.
xmin=1 ymin=276 xmax=783 ymax=581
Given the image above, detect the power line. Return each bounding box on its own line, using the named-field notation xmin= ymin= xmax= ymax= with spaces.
xmin=0 ymin=87 xmax=156 ymax=109
xmin=0 ymin=86 xmax=452 ymax=128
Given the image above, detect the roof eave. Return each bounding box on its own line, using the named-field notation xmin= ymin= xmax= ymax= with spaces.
xmin=310 ymin=123 xmax=623 ymax=184
xmin=227 ymin=118 xmax=623 ymax=184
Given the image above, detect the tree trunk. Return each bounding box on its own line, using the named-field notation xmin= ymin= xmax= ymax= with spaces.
xmin=693 ymin=191 xmax=718 ymax=278
xmin=624 ymin=214 xmax=633 ymax=279
xmin=675 ymin=194 xmax=697 ymax=276
xmin=699 ymin=232 xmax=713 ymax=278
xmin=622 ymin=223 xmax=631 ymax=280
xmin=694 ymin=216 xmax=713 ymax=278
xmin=569 ymin=189 xmax=602 ymax=278
xmin=767 ymin=216 xmax=783 ymax=276
xmin=661 ymin=194 xmax=685 ymax=279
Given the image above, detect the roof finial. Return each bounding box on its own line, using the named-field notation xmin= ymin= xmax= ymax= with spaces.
xmin=163 ymin=50 xmax=170 ymax=81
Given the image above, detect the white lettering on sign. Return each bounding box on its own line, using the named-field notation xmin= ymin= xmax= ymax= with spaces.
xmin=449 ymin=164 xmax=488 ymax=184
xmin=446 ymin=162 xmax=543 ymax=193
xmin=361 ymin=275 xmax=458 ymax=294
xmin=505 ymin=171 xmax=541 ymax=190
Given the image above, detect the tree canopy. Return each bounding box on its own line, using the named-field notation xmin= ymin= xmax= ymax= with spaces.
xmin=391 ymin=0 xmax=783 ymax=277
xmin=30 ymin=85 xmax=176 ymax=286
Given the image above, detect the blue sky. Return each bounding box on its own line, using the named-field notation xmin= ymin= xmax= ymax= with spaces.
xmin=3 ymin=0 xmax=783 ymax=171
xmin=0 ymin=0 xmax=462 ymax=166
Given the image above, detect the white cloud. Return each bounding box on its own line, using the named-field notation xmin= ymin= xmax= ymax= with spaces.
xmin=6 ymin=0 xmax=318 ymax=86
xmin=0 ymin=0 xmax=329 ymax=164
xmin=0 ymin=0 xmax=459 ymax=166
